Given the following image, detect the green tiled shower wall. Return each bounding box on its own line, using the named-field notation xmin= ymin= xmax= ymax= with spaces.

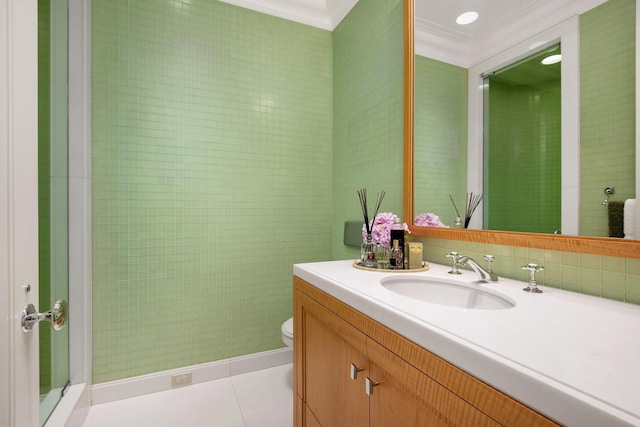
xmin=580 ymin=0 xmax=636 ymax=236
xmin=331 ymin=0 xmax=405 ymax=260
xmin=486 ymin=76 xmax=561 ymax=233
xmin=91 ymin=1 xmax=333 ymax=383
xmin=413 ymin=56 xmax=467 ymax=225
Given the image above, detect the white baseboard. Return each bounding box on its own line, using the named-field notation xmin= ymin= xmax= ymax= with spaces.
xmin=91 ymin=347 xmax=293 ymax=406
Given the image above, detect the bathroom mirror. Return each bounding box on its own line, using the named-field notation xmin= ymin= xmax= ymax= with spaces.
xmin=403 ymin=0 xmax=640 ymax=258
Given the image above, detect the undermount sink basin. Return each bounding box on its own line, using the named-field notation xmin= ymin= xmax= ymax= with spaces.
xmin=380 ymin=277 xmax=515 ymax=310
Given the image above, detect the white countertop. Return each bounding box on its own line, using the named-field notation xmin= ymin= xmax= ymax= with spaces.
xmin=293 ymin=260 xmax=640 ymax=427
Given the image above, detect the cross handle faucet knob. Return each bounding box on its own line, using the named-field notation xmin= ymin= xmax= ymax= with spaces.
xmin=484 ymin=255 xmax=494 ymax=271
xmin=445 ymin=252 xmax=464 ymax=275
xmin=521 ymin=263 xmax=544 ymax=293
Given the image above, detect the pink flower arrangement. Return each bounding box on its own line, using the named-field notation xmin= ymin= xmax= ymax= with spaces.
xmin=362 ymin=212 xmax=410 ymax=249
xmin=414 ymin=212 xmax=448 ymax=228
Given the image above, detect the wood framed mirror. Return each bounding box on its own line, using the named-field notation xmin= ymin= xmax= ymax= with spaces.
xmin=402 ymin=0 xmax=640 ymax=259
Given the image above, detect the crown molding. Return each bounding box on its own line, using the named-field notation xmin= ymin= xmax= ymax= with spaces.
xmin=218 ymin=0 xmax=358 ymax=31
xmin=415 ymin=0 xmax=608 ymax=68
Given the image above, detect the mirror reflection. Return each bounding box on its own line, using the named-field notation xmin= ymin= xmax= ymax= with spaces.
xmin=413 ymin=0 xmax=636 ymax=238
xmin=484 ymin=45 xmax=562 ymax=234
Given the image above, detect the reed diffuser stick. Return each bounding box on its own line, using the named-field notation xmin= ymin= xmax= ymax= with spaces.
xmin=358 ymin=188 xmax=386 ymax=235
xmin=358 ymin=188 xmax=371 ymax=234
xmin=464 ymin=192 xmax=483 ymax=228
xmin=449 ymin=195 xmax=461 ymax=219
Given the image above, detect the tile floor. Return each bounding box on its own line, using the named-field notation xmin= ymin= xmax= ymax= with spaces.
xmin=82 ymin=364 xmax=293 ymax=427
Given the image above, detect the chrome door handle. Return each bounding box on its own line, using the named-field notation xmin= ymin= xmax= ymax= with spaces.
xmin=21 ymin=299 xmax=68 ymax=333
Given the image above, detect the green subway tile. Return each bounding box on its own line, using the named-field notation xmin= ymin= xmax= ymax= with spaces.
xmin=543 ymin=263 xmax=562 ymax=283
xmin=527 ymin=249 xmax=545 ymax=264
xmin=544 ymin=250 xmax=563 ymax=264
xmin=580 ymin=268 xmax=603 ymax=288
xmin=603 ymin=271 xmax=626 ymax=292
xmin=626 ymin=274 xmax=640 ymax=294
xmin=562 ymin=265 xmax=581 ymax=283
xmin=513 ymin=247 xmax=529 ymax=260
xmin=580 ymin=254 xmax=602 ymax=269
xmin=603 ymin=255 xmax=626 ymax=272
xmin=626 ymin=258 xmax=640 ymax=275
xmin=562 ymin=252 xmax=581 ymax=266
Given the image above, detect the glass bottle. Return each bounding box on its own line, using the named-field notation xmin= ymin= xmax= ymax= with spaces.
xmin=389 ymin=239 xmax=404 ymax=270
xmin=361 ymin=234 xmax=376 ymax=268
xmin=375 ymin=243 xmax=390 ymax=269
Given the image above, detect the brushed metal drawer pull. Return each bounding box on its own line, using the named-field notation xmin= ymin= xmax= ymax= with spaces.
xmin=350 ymin=363 xmax=363 ymax=380
xmin=365 ymin=377 xmax=379 ymax=396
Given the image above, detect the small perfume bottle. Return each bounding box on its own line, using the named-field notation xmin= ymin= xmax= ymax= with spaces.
xmin=389 ymin=239 xmax=404 ymax=270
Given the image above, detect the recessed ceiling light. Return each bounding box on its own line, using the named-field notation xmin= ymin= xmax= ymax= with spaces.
xmin=541 ymin=54 xmax=562 ymax=65
xmin=456 ymin=11 xmax=478 ymax=25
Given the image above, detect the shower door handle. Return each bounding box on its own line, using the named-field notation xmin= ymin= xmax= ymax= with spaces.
xmin=21 ymin=299 xmax=68 ymax=333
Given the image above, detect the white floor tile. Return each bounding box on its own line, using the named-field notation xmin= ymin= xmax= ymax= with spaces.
xmin=231 ymin=364 xmax=293 ymax=427
xmin=83 ymin=378 xmax=245 ymax=427
xmin=83 ymin=364 xmax=293 ymax=427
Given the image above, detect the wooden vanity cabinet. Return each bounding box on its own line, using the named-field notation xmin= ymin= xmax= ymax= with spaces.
xmin=294 ymin=276 xmax=560 ymax=427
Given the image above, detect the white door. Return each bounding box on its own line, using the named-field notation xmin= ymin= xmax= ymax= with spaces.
xmin=1 ymin=0 xmax=40 ymax=425
xmin=0 ymin=0 xmax=69 ymax=426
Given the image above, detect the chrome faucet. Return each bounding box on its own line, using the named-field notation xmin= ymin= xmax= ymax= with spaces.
xmin=460 ymin=256 xmax=498 ymax=282
xmin=445 ymin=252 xmax=465 ymax=275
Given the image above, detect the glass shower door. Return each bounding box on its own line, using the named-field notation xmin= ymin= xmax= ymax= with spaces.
xmin=38 ymin=0 xmax=70 ymax=424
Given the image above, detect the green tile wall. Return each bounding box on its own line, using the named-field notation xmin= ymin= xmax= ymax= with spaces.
xmin=421 ymin=237 xmax=640 ymax=304
xmin=580 ymin=0 xmax=636 ymax=236
xmin=91 ymin=0 xmax=333 ymax=383
xmin=486 ymin=77 xmax=561 ymax=233
xmin=331 ymin=0 xmax=405 ymax=260
xmin=413 ymin=55 xmax=467 ymax=225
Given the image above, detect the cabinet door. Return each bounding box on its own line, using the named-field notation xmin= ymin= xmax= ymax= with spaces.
xmin=295 ymin=290 xmax=369 ymax=427
xmin=367 ymin=339 xmax=500 ymax=427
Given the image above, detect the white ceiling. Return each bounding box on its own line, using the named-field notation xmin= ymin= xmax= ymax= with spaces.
xmin=416 ymin=0 xmax=608 ymax=67
xmin=221 ymin=0 xmax=608 ymax=67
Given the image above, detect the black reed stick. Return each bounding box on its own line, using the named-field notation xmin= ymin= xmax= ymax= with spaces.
xmin=449 ymin=194 xmax=461 ymax=219
xmin=358 ymin=188 xmax=385 ymax=235
xmin=358 ymin=188 xmax=371 ymax=234
xmin=464 ymin=192 xmax=483 ymax=228
xmin=372 ymin=190 xmax=386 ymax=224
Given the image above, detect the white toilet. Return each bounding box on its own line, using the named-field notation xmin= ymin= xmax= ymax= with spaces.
xmin=281 ymin=317 xmax=294 ymax=348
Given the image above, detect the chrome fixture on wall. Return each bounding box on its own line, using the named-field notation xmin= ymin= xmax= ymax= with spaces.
xmin=602 ymin=186 xmax=615 ymax=206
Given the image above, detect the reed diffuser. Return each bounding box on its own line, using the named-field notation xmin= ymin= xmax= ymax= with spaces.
xmin=358 ymin=188 xmax=385 ymax=267
xmin=450 ymin=193 xmax=483 ymax=229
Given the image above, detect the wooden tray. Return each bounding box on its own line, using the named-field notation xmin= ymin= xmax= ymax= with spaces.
xmin=352 ymin=260 xmax=429 ymax=273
